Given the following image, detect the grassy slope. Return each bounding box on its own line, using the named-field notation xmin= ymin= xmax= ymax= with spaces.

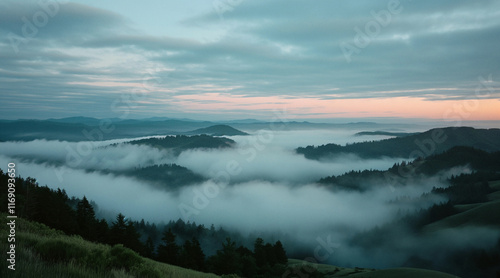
xmin=1 ymin=214 xmax=461 ymax=278
xmin=0 ymin=213 xmax=219 ymax=278
xmin=347 ymin=268 xmax=460 ymax=278
xmin=423 ymin=180 xmax=500 ymax=233
xmin=287 ymin=259 xmax=458 ymax=278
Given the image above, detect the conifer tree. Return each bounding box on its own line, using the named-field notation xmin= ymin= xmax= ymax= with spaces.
xmin=76 ymin=196 xmax=97 ymax=241
xmin=157 ymin=228 xmax=180 ymax=265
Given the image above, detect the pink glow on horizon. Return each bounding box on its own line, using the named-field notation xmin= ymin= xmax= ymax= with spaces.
xmin=174 ymin=93 xmax=500 ymax=120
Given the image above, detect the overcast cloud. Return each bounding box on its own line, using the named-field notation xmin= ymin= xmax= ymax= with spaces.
xmin=1 ymin=0 xmax=499 ymax=120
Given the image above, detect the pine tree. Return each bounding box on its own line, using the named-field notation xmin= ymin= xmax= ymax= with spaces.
xmin=144 ymin=236 xmax=155 ymax=259
xmin=125 ymin=221 xmax=144 ymax=254
xmin=254 ymin=237 xmax=267 ymax=268
xmin=95 ymin=218 xmax=109 ymax=243
xmin=274 ymin=240 xmax=288 ymax=265
xmin=109 ymin=214 xmax=144 ymax=254
xmin=188 ymin=238 xmax=205 ymax=271
xmin=110 ymin=213 xmax=128 ymax=245
xmin=157 ymin=228 xmax=179 ymax=265
xmin=215 ymin=237 xmax=241 ymax=275
xmin=76 ymin=196 xmax=97 ymax=241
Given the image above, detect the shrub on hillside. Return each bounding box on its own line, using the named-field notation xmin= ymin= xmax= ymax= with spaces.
xmin=35 ymin=238 xmax=89 ymax=263
xmin=221 ymin=274 xmax=240 ymax=278
xmin=131 ymin=263 xmax=163 ymax=278
xmin=107 ymin=244 xmax=143 ymax=271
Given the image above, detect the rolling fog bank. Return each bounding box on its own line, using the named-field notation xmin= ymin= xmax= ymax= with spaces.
xmin=1 ymin=126 xmax=498 ymax=272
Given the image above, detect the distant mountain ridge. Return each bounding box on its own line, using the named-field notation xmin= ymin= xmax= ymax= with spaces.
xmin=297 ymin=127 xmax=500 ymax=159
xmin=0 ymin=116 xmax=419 ymax=141
xmin=0 ymin=118 xmax=241 ymax=141
xmin=355 ymin=130 xmax=417 ymax=137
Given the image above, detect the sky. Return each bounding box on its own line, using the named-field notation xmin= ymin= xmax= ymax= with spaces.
xmin=1 ymin=0 xmax=499 ymax=121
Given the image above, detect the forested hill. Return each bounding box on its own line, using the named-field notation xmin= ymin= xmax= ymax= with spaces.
xmin=0 ymin=170 xmax=461 ymax=277
xmin=297 ymin=127 xmax=500 ymax=160
xmin=318 ymin=146 xmax=500 ymax=192
xmin=100 ymin=164 xmax=206 ymax=191
xmin=186 ymin=125 xmax=249 ymax=136
xmin=0 ymin=170 xmax=289 ymax=277
xmin=126 ymin=134 xmax=235 ymax=155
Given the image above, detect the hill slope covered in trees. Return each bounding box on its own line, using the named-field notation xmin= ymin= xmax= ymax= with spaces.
xmin=126 ymin=134 xmax=235 ymax=155
xmin=186 ymin=125 xmax=249 ymax=136
xmin=297 ymin=127 xmax=500 ymax=160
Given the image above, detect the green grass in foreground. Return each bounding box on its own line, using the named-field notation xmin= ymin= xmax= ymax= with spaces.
xmin=287 ymin=259 xmax=459 ymax=278
xmin=0 ymin=213 xmax=219 ymax=278
xmin=1 ymin=214 xmax=461 ymax=278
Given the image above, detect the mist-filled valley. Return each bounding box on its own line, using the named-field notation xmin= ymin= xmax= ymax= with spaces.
xmin=1 ymin=118 xmax=500 ymax=277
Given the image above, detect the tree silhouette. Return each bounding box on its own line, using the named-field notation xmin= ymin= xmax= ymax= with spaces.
xmin=215 ymin=237 xmax=241 ymax=275
xmin=76 ymin=196 xmax=97 ymax=241
xmin=180 ymin=237 xmax=205 ymax=271
xmin=274 ymin=240 xmax=288 ymax=265
xmin=254 ymin=237 xmax=267 ymax=269
xmin=157 ymin=228 xmax=179 ymax=265
xmin=110 ymin=213 xmax=144 ymax=254
xmin=144 ymin=236 xmax=155 ymax=259
xmin=110 ymin=213 xmax=127 ymax=245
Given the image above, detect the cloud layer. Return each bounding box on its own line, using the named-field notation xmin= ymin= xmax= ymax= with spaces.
xmin=1 ymin=127 xmax=498 ymax=270
xmin=1 ymin=0 xmax=499 ymax=120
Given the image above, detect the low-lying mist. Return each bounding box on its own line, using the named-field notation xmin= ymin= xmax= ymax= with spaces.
xmin=0 ymin=129 xmax=404 ymax=184
xmin=1 ymin=127 xmax=497 ymax=272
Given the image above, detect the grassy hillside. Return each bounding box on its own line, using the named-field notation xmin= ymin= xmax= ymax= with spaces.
xmin=286 ymin=259 xmax=458 ymax=278
xmin=347 ymin=268 xmax=460 ymax=278
xmin=423 ymin=181 xmax=500 ymax=233
xmin=1 ymin=213 xmax=463 ymax=278
xmin=0 ymin=213 xmax=220 ymax=278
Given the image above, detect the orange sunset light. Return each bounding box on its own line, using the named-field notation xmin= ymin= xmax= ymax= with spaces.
xmin=174 ymin=93 xmax=500 ymax=120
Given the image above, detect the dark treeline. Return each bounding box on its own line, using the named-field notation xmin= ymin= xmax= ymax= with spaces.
xmin=297 ymin=127 xmax=500 ymax=159
xmin=0 ymin=170 xmax=288 ymax=277
xmin=318 ymin=146 xmax=500 ymax=192
xmin=432 ymin=171 xmax=499 ymax=204
xmin=348 ymin=169 xmax=500 ymax=278
xmin=99 ymin=163 xmax=206 ymax=191
xmin=315 ymin=145 xmax=500 ymax=277
xmin=126 ymin=134 xmax=235 ymax=155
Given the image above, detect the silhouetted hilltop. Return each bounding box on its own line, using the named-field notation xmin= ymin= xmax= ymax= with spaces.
xmin=355 ymin=131 xmax=417 ymax=137
xmin=127 ymin=134 xmax=235 ymax=155
xmin=186 ymin=125 xmax=248 ymax=136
